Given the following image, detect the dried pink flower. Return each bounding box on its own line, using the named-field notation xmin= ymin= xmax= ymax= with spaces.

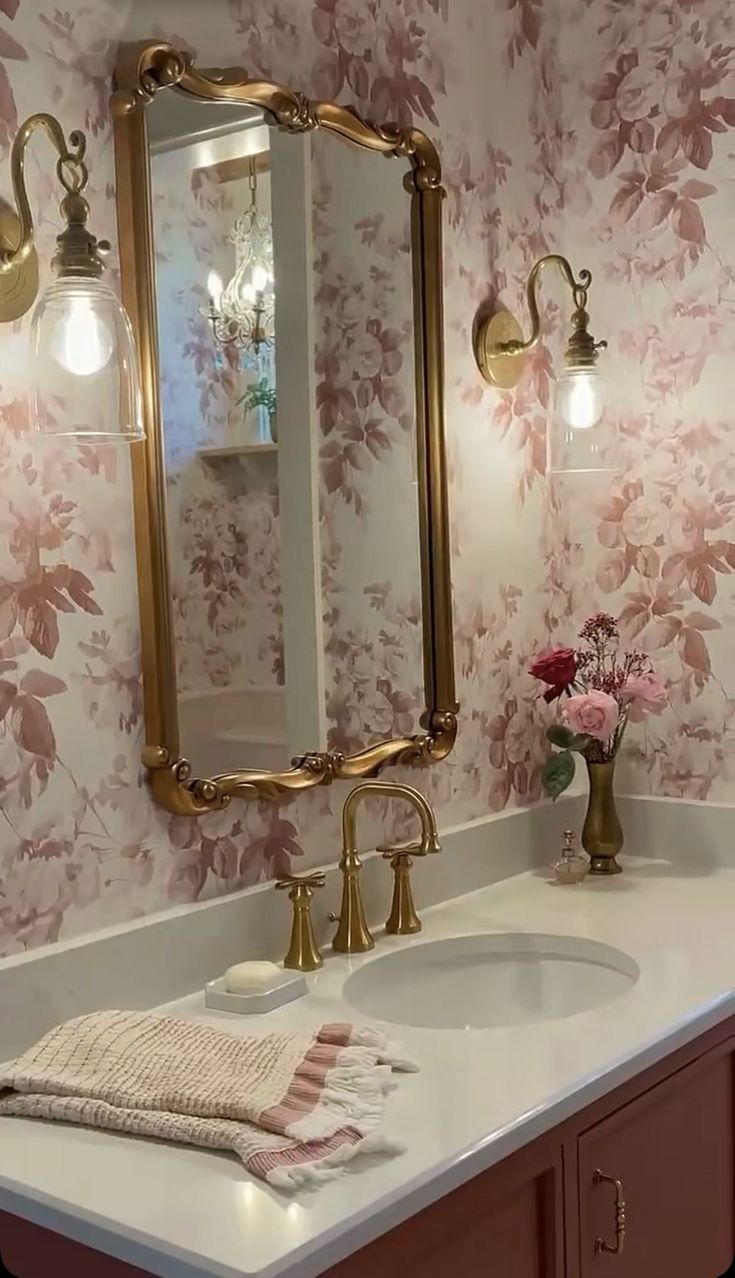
xmin=579 ymin=612 xmax=619 ymax=644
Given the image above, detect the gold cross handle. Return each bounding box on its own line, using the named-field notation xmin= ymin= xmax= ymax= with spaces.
xmin=275 ymin=873 xmax=326 ymax=971
xmin=379 ymin=845 xmax=426 ymax=935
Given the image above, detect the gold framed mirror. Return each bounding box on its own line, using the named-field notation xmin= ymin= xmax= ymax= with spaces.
xmin=111 ymin=42 xmax=457 ymax=815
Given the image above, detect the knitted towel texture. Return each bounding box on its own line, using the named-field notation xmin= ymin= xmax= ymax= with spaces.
xmin=0 ymin=1009 xmax=417 ymax=1189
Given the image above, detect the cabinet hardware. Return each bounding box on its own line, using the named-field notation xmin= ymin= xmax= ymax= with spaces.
xmin=594 ymin=1168 xmax=626 ymax=1255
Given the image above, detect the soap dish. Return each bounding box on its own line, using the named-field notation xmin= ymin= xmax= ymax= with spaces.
xmin=205 ymin=970 xmax=307 ymax=1015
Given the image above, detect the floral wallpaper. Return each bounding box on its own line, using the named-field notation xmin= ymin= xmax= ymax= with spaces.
xmin=0 ymin=0 xmax=731 ymax=956
xmin=553 ymin=0 xmax=735 ymax=799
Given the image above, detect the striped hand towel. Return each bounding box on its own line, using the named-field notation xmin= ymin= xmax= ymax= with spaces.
xmin=0 ymin=1009 xmax=417 ymax=1189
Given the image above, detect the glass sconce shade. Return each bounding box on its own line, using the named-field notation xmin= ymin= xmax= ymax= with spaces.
xmin=30 ymin=276 xmax=144 ymax=441
xmin=549 ymin=366 xmax=611 ymax=474
xmin=0 ymin=114 xmax=144 ymax=443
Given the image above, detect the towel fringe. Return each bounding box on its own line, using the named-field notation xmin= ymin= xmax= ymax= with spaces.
xmin=288 ymin=1047 xmax=398 ymax=1141
xmin=265 ymin=1133 xmax=406 ymax=1191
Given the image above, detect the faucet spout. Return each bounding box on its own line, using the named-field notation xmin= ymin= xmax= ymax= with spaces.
xmin=332 ymin=781 xmax=440 ymax=954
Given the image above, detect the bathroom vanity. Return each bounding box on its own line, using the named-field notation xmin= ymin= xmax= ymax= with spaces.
xmin=1 ymin=864 xmax=734 ymax=1278
xmin=1 ymin=1012 xmax=733 ymax=1278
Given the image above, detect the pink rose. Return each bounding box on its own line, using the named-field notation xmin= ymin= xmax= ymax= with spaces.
xmin=564 ymin=690 xmax=619 ymax=742
xmin=622 ymin=673 xmax=667 ymax=722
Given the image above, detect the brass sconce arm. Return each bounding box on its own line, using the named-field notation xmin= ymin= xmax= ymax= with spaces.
xmin=502 ymin=254 xmax=591 ymax=357
xmin=474 ymin=252 xmax=606 ymax=389
xmin=0 ymin=113 xmax=80 ymax=274
xmin=0 ymin=112 xmax=109 ymax=318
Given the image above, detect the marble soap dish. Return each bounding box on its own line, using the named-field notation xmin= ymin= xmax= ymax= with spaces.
xmin=205 ymin=965 xmax=307 ymax=1016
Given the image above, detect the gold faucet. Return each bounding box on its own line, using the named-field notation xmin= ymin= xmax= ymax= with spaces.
xmin=331 ymin=781 xmax=440 ymax=954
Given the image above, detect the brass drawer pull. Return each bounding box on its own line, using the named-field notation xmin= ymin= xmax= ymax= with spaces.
xmin=594 ymin=1169 xmax=626 ymax=1255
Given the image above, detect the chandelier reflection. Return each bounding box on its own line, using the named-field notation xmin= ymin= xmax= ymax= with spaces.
xmin=205 ymin=156 xmax=274 ymax=359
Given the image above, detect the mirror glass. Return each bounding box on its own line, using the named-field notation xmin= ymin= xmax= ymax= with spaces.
xmin=147 ymin=91 xmax=423 ymax=778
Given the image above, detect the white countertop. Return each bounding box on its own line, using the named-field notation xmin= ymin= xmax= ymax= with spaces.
xmin=2 ymin=859 xmax=735 ymax=1278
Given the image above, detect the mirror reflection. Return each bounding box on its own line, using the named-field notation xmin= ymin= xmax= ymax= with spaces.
xmin=148 ymin=91 xmax=423 ymax=779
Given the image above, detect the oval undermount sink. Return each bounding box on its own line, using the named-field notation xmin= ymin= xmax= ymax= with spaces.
xmin=344 ymin=933 xmax=639 ymax=1029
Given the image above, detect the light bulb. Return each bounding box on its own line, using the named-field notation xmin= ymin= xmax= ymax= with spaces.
xmin=207 ymin=270 xmax=223 ymax=308
xmin=251 ymin=265 xmax=268 ymax=294
xmin=48 ymin=292 xmax=114 ymax=377
xmin=556 ymin=366 xmax=603 ymax=431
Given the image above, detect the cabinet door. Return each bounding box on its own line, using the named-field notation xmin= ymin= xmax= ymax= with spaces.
xmin=577 ymin=1047 xmax=735 ymax=1278
xmin=323 ymin=1138 xmax=565 ymax=1278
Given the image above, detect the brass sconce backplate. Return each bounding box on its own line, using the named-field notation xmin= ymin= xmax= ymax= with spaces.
xmin=0 ymin=204 xmax=38 ymax=321
xmin=475 ymin=310 xmax=526 ymax=389
xmin=474 ymin=255 xmax=605 ymax=395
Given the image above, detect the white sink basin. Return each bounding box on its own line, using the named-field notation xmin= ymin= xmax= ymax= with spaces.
xmin=344 ymin=933 xmax=639 ymax=1029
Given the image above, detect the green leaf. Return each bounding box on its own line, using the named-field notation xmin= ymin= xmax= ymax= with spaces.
xmin=546 ymin=725 xmax=590 ymax=752
xmin=541 ymin=750 xmax=576 ymax=801
xmin=236 ymin=378 xmax=277 ymax=416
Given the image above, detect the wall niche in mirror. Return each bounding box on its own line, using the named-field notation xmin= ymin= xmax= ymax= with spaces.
xmin=113 ymin=45 xmax=456 ymax=813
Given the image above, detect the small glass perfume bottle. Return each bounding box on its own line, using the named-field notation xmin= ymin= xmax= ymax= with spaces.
xmin=552 ymin=829 xmax=589 ymax=885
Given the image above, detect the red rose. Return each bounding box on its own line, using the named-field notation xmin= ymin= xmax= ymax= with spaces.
xmin=529 ymin=647 xmax=577 ymax=701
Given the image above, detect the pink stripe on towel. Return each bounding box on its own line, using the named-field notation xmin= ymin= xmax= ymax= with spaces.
xmin=248 ymin=1128 xmax=363 ymax=1183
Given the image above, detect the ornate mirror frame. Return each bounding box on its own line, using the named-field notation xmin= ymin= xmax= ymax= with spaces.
xmin=111 ymin=42 xmax=458 ymax=816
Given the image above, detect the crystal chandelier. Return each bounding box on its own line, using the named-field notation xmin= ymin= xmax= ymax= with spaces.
xmin=205 ymin=156 xmax=275 ymax=356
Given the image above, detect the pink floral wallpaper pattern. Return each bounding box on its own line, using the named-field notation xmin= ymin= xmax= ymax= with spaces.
xmin=553 ymin=0 xmax=735 ymax=798
xmin=0 ymin=0 xmax=731 ymax=956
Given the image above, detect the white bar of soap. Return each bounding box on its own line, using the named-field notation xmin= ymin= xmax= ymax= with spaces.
xmin=223 ymin=960 xmax=282 ymax=994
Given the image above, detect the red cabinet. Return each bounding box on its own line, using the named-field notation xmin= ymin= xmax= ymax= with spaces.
xmin=576 ymin=1046 xmax=735 ymax=1278
xmin=0 ymin=1211 xmax=151 ymax=1278
xmin=2 ymin=1020 xmax=734 ymax=1278
xmin=325 ymin=1137 xmax=565 ymax=1278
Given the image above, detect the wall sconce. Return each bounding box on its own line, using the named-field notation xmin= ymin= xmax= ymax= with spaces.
xmin=0 ymin=113 xmax=143 ymax=442
xmin=474 ymin=253 xmax=609 ymax=473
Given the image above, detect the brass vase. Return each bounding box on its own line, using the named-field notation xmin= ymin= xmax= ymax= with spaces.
xmin=582 ymin=758 xmax=623 ymax=875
